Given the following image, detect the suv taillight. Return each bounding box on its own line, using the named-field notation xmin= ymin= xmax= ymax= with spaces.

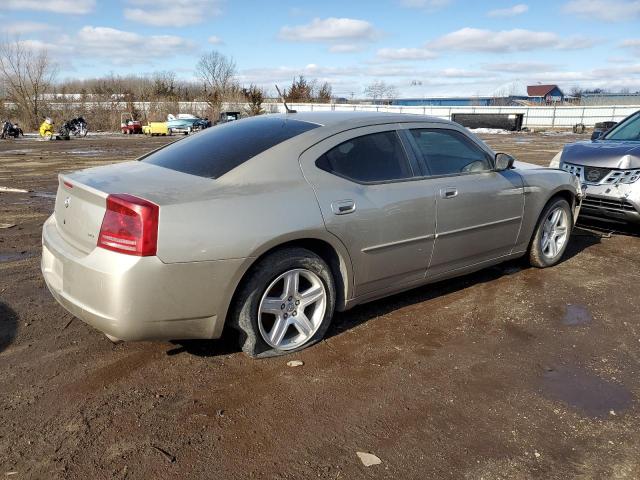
xmin=97 ymin=194 xmax=159 ymax=256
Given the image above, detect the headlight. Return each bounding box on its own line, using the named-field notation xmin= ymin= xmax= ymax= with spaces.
xmin=549 ymin=151 xmax=562 ymax=168
xmin=572 ymin=175 xmax=583 ymax=198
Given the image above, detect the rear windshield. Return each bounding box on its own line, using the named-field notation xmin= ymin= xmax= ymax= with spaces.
xmin=141 ymin=116 xmax=320 ymax=178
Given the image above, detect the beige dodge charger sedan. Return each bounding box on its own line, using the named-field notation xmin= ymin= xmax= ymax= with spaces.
xmin=42 ymin=112 xmax=582 ymax=357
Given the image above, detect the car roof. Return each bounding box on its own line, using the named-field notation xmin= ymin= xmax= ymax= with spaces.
xmin=266 ymin=111 xmax=451 ymax=129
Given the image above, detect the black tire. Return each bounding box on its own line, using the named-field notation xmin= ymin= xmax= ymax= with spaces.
xmin=529 ymin=197 xmax=573 ymax=268
xmin=231 ymin=248 xmax=336 ymax=358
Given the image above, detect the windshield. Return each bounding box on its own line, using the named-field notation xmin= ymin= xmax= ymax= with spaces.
xmin=604 ymin=112 xmax=640 ymax=141
xmin=142 ymin=116 xmax=319 ymax=178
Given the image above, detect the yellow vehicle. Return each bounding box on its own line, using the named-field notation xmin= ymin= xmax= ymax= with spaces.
xmin=39 ymin=118 xmax=55 ymax=139
xmin=142 ymin=122 xmax=170 ymax=136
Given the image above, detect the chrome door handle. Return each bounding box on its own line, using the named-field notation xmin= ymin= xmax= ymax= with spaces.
xmin=440 ymin=187 xmax=458 ymax=199
xmin=331 ymin=200 xmax=356 ymax=215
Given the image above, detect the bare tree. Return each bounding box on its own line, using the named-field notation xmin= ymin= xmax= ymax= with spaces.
xmin=363 ymin=80 xmax=398 ymax=104
xmin=196 ymin=50 xmax=237 ymax=116
xmin=0 ymin=37 xmax=58 ymax=128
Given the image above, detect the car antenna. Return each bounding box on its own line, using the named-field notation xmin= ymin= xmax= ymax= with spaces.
xmin=275 ymin=85 xmax=296 ymax=114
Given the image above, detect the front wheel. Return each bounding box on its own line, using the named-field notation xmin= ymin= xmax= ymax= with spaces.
xmin=529 ymin=197 xmax=573 ymax=268
xmin=232 ymin=248 xmax=336 ymax=358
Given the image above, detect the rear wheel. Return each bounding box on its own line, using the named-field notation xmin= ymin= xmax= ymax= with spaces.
xmin=529 ymin=197 xmax=573 ymax=268
xmin=231 ymin=248 xmax=335 ymax=358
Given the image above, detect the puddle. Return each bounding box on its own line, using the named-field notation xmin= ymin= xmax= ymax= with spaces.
xmin=0 ymin=149 xmax=35 ymax=155
xmin=68 ymin=149 xmax=104 ymax=157
xmin=0 ymin=252 xmax=36 ymax=263
xmin=31 ymin=192 xmax=56 ymax=199
xmin=541 ymin=366 xmax=633 ymax=418
xmin=563 ymin=304 xmax=592 ymax=326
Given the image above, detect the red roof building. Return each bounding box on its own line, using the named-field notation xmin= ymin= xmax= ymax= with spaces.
xmin=527 ymin=85 xmax=565 ymax=103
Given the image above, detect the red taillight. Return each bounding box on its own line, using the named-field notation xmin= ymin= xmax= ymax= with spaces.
xmin=97 ymin=194 xmax=159 ymax=256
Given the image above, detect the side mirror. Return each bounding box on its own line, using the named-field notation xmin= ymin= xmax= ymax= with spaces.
xmin=591 ymin=131 xmax=603 ymax=141
xmin=495 ymin=153 xmax=515 ymax=171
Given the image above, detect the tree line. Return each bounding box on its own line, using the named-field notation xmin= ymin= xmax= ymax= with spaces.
xmin=0 ymin=39 xmax=335 ymax=131
xmin=0 ymin=37 xmax=404 ymax=131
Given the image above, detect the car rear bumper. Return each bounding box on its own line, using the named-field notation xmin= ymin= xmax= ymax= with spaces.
xmin=580 ymin=183 xmax=640 ymax=224
xmin=41 ymin=215 xmax=244 ymax=341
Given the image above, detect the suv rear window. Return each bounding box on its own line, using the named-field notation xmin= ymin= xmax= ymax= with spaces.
xmin=142 ymin=116 xmax=320 ymax=178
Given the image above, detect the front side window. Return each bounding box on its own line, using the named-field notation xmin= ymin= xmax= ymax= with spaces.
xmin=409 ymin=129 xmax=492 ymax=176
xmin=316 ymin=131 xmax=412 ymax=183
xmin=604 ymin=112 xmax=640 ymax=141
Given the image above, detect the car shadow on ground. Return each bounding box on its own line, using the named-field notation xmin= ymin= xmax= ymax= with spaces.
xmin=168 ymin=230 xmax=603 ymax=358
xmin=576 ymin=218 xmax=640 ymax=238
xmin=0 ymin=302 xmax=18 ymax=353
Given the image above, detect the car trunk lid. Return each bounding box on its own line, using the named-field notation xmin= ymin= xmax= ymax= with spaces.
xmin=55 ymin=161 xmax=219 ymax=255
xmin=54 ymin=176 xmax=108 ymax=254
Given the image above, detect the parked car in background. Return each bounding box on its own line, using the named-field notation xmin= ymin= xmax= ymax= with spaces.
xmin=143 ymin=121 xmax=170 ymax=136
xmin=42 ymin=112 xmax=582 ymax=358
xmin=167 ymin=114 xmax=210 ymax=135
xmin=591 ymin=121 xmax=618 ymax=141
xmin=550 ymin=110 xmax=640 ymax=224
xmin=218 ymin=111 xmax=241 ymax=124
xmin=121 ymin=113 xmax=143 ymax=135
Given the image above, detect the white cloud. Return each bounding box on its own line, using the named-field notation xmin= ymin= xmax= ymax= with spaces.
xmin=399 ymin=0 xmax=452 ymax=10
xmin=483 ymin=61 xmax=559 ymax=73
xmin=208 ymin=35 xmax=223 ymax=45
xmin=563 ymin=0 xmax=640 ymax=21
xmin=4 ymin=0 xmax=94 ymax=14
xmin=488 ymin=4 xmax=529 ymax=17
xmin=328 ymin=44 xmax=365 ymax=53
xmin=278 ymin=17 xmax=378 ymax=43
xmin=376 ymin=47 xmax=437 ymax=61
xmin=621 ymin=39 xmax=640 ymax=55
xmin=429 ymin=28 xmax=593 ymax=52
xmin=124 ymin=0 xmax=222 ymax=27
xmin=71 ymin=26 xmax=194 ymax=65
xmin=0 ymin=21 xmax=56 ymax=35
xmin=237 ymin=59 xmax=640 ymax=98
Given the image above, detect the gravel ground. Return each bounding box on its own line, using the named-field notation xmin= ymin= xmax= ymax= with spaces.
xmin=1 ymin=131 xmax=639 ymax=479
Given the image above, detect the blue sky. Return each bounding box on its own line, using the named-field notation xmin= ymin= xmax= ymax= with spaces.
xmin=2 ymin=0 xmax=640 ymax=97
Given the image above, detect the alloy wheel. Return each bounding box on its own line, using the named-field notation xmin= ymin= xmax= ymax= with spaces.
xmin=541 ymin=206 xmax=568 ymax=259
xmin=258 ymin=269 xmax=327 ymax=350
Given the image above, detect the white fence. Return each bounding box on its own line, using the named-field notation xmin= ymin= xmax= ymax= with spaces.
xmin=5 ymin=100 xmax=639 ymax=129
xmin=271 ymin=103 xmax=640 ymax=129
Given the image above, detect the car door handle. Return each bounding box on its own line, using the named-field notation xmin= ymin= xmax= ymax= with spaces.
xmin=331 ymin=200 xmax=356 ymax=215
xmin=440 ymin=187 xmax=458 ymax=199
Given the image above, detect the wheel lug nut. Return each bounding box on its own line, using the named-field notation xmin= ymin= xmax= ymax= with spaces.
xmin=281 ymin=303 xmax=285 ymax=310
xmin=284 ymin=313 xmax=288 ymax=319
xmin=288 ymin=296 xmax=293 ymax=301
xmin=293 ymin=311 xmax=297 ymax=316
xmin=295 ymin=300 xmax=300 ymax=305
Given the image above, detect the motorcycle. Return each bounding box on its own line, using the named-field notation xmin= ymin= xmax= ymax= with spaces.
xmin=60 ymin=117 xmax=88 ymax=138
xmin=1 ymin=121 xmax=24 ymax=139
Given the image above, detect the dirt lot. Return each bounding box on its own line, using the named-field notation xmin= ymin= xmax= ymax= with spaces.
xmin=1 ymin=131 xmax=639 ymax=479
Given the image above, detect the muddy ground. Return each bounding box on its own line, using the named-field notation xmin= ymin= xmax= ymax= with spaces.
xmin=1 ymin=132 xmax=639 ymax=479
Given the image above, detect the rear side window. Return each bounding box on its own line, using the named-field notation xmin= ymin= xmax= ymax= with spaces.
xmin=142 ymin=116 xmax=319 ymax=178
xmin=316 ymin=131 xmax=412 ymax=183
xmin=410 ymin=129 xmax=492 ymax=175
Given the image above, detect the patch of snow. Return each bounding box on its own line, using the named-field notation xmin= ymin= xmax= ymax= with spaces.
xmin=469 ymin=128 xmax=512 ymax=135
